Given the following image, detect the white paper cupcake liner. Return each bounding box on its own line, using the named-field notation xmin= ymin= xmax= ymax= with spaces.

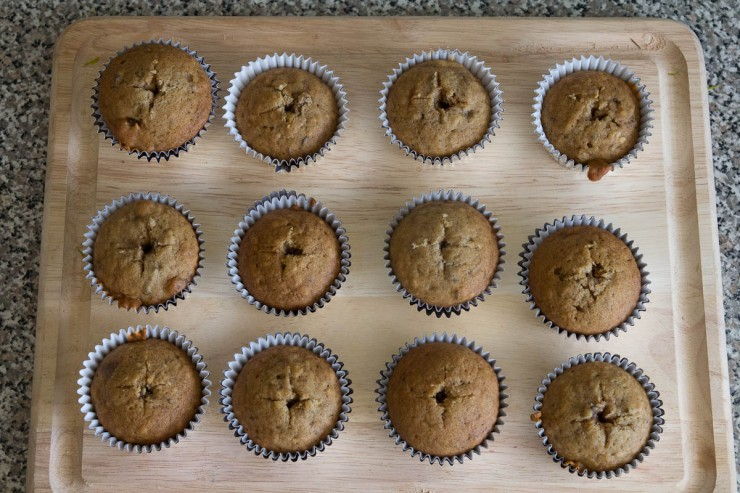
xmin=82 ymin=192 xmax=205 ymax=314
xmin=220 ymin=332 xmax=352 ymax=461
xmin=77 ymin=325 xmax=211 ymax=453
xmin=384 ymin=190 xmax=505 ymax=318
xmin=531 ymin=55 xmax=654 ymax=178
xmin=379 ymin=49 xmax=504 ymax=165
xmin=223 ymin=53 xmax=349 ymax=172
xmin=91 ymin=39 xmax=220 ymax=162
xmin=375 ymin=333 xmax=508 ymax=465
xmin=532 ymin=352 xmax=664 ymax=478
xmin=227 ymin=189 xmax=351 ymax=316
xmin=517 ymin=215 xmax=650 ymax=341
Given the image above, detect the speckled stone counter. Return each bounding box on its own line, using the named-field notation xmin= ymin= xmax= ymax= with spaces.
xmin=0 ymin=1 xmax=737 ymax=490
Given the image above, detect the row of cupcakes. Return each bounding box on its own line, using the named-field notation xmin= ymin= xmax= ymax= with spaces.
xmin=92 ymin=40 xmax=652 ymax=180
xmin=82 ymin=190 xmax=650 ymax=341
xmin=78 ymin=327 xmax=663 ymax=479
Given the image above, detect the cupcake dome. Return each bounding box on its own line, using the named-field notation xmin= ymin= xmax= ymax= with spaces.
xmin=91 ymin=199 xmax=200 ymax=310
xmin=389 ymin=200 xmax=499 ymax=308
xmin=97 ymin=43 xmax=213 ymax=153
xmin=230 ymin=345 xmax=343 ymax=453
xmin=90 ymin=338 xmax=203 ymax=445
xmin=386 ymin=59 xmax=491 ymax=157
xmin=235 ymin=67 xmax=339 ymax=161
xmin=527 ymin=225 xmax=641 ymax=336
xmin=385 ymin=342 xmax=499 ymax=457
xmin=538 ymin=361 xmax=653 ymax=472
xmin=237 ymin=207 xmax=341 ymax=311
xmin=541 ymin=71 xmax=640 ymax=180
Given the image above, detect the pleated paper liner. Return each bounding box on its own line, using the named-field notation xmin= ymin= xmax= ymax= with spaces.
xmin=517 ymin=214 xmax=650 ymax=341
xmin=91 ymin=39 xmax=219 ymax=162
xmin=532 ymin=55 xmax=653 ymax=180
xmin=379 ymin=48 xmax=503 ymax=165
xmin=77 ymin=325 xmax=211 ymax=453
xmin=227 ymin=189 xmax=351 ymax=316
xmin=376 ymin=333 xmax=508 ymax=465
xmin=383 ymin=189 xmax=505 ymax=317
xmin=220 ymin=332 xmax=352 ymax=461
xmin=532 ymin=352 xmax=664 ymax=478
xmin=82 ymin=192 xmax=205 ymax=314
xmin=223 ymin=53 xmax=349 ymax=172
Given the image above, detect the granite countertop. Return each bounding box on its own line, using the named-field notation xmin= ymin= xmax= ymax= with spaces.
xmin=0 ymin=1 xmax=737 ymax=490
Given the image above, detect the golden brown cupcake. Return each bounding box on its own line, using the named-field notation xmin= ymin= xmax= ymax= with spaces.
xmin=385 ymin=342 xmax=499 ymax=457
xmin=231 ymin=346 xmax=342 ymax=453
xmin=97 ymin=43 xmax=212 ymax=152
xmin=235 ymin=67 xmax=338 ymax=160
xmin=541 ymin=71 xmax=640 ymax=181
xmin=92 ymin=200 xmax=200 ymax=310
xmin=527 ymin=225 xmax=641 ymax=336
xmin=539 ymin=361 xmax=653 ymax=472
xmin=389 ymin=201 xmax=498 ymax=307
xmin=386 ymin=59 xmax=491 ymax=157
xmin=90 ymin=338 xmax=202 ymax=445
xmin=237 ymin=207 xmax=341 ymax=311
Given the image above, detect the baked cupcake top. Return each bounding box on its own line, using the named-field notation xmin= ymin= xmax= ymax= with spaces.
xmin=528 ymin=225 xmax=641 ymax=335
xmin=90 ymin=338 xmax=202 ymax=445
xmin=235 ymin=67 xmax=338 ymax=161
xmin=92 ymin=200 xmax=199 ymax=309
xmin=386 ymin=342 xmax=499 ymax=457
xmin=541 ymin=71 xmax=640 ymax=180
xmin=237 ymin=207 xmax=341 ymax=311
xmin=389 ymin=201 xmax=498 ymax=307
xmin=231 ymin=345 xmax=342 ymax=453
xmin=539 ymin=361 xmax=653 ymax=472
xmin=98 ymin=44 xmax=212 ymax=152
xmin=386 ymin=59 xmax=491 ymax=157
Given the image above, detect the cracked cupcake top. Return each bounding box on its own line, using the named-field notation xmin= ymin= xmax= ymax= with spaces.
xmin=539 ymin=361 xmax=653 ymax=472
xmin=528 ymin=225 xmax=641 ymax=335
xmin=237 ymin=207 xmax=341 ymax=311
xmin=386 ymin=59 xmax=491 ymax=157
xmin=231 ymin=346 xmax=342 ymax=453
xmin=92 ymin=200 xmax=200 ymax=309
xmin=386 ymin=342 xmax=499 ymax=457
xmin=90 ymin=338 xmax=202 ymax=445
xmin=389 ymin=201 xmax=498 ymax=307
xmin=541 ymin=71 xmax=641 ymax=180
xmin=98 ymin=44 xmax=212 ymax=152
xmin=235 ymin=67 xmax=339 ymax=161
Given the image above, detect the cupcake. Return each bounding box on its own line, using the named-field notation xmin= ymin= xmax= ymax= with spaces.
xmin=220 ymin=333 xmax=352 ymax=461
xmin=228 ymin=190 xmax=350 ymax=316
xmin=519 ymin=216 xmax=649 ymax=340
xmin=532 ymin=353 xmax=664 ymax=478
xmin=78 ymin=325 xmax=210 ymax=452
xmin=379 ymin=50 xmax=503 ymax=164
xmin=84 ymin=195 xmax=202 ymax=312
xmin=236 ymin=68 xmax=338 ymax=160
xmin=533 ymin=56 xmax=653 ymax=181
xmin=385 ymin=190 xmax=504 ymax=317
xmin=232 ymin=346 xmax=341 ymax=452
xmin=223 ymin=54 xmax=348 ymax=172
xmin=376 ymin=334 xmax=507 ymax=464
xmin=94 ymin=41 xmax=217 ymax=160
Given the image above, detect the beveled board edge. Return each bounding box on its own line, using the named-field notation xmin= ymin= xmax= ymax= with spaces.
xmin=26 ymin=16 xmax=735 ymax=492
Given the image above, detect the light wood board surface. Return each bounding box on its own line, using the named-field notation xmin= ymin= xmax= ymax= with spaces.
xmin=28 ymin=16 xmax=735 ymax=492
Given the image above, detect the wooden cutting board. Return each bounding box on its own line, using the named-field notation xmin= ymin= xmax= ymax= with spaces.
xmin=28 ymin=16 xmax=735 ymax=492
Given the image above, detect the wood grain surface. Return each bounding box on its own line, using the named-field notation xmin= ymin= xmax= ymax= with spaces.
xmin=27 ymin=16 xmax=735 ymax=492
